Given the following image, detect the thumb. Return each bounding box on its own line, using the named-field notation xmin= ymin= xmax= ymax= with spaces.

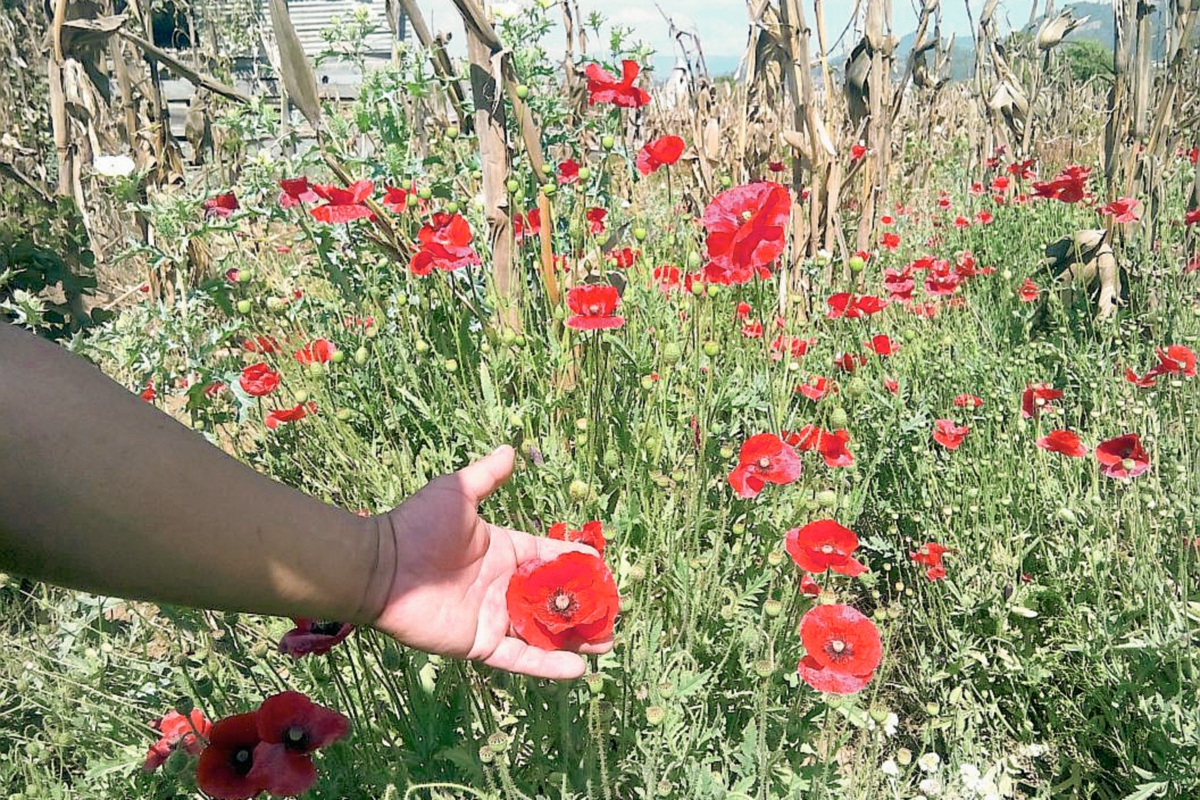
xmin=456 ymin=445 xmax=515 ymax=503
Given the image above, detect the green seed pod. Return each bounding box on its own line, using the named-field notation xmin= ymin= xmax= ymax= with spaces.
xmin=585 ymin=673 xmax=604 ymax=694
xmin=515 ymin=84 xmax=530 ymax=100
xmin=478 ymin=744 xmax=496 ymax=764
xmin=706 ymin=284 xmax=720 ymax=297
xmin=663 ymin=342 xmax=682 ymax=363
xmin=703 ymin=340 xmax=720 ymax=357
xmin=603 ymin=449 xmax=620 ymax=468
xmin=487 ymin=731 xmax=509 ymax=753
xmin=444 ymin=359 xmax=458 ymax=373
xmin=307 ymin=362 xmax=325 ymax=378
xmin=415 ymin=339 xmax=430 ymax=354
xmin=848 ymin=255 xmax=865 ymax=273
xmin=628 ymin=563 xmax=646 ymax=583
xmin=602 ymin=134 xmax=616 ymax=150
xmin=336 ymin=408 xmax=352 ymax=422
xmin=236 ymin=299 xmax=252 ymax=315
xmin=830 ymin=406 xmax=850 ymax=428
xmin=331 ymin=350 xmax=345 ymax=364
xmin=633 ymin=227 xmax=647 ymax=242
xmin=844 ymin=377 xmax=867 ymax=399
xmin=763 ymin=599 xmax=783 ymax=617
xmin=578 ymin=167 xmax=592 ymax=181
xmin=445 ymin=201 xmax=460 ymax=214
xmin=754 ymin=659 xmax=774 ymax=678
xmin=507 ymin=178 xmax=520 ymax=194
xmin=816 ymin=489 xmax=838 ymax=508
xmin=646 ymin=706 xmax=666 ymax=726
xmin=568 ymin=479 xmax=590 ymax=501
xmin=767 ymin=550 xmax=785 ymax=567
xmin=355 ymin=346 xmax=370 ymax=365
xmin=656 ymin=780 xmax=673 ymax=797
xmin=445 ymin=126 xmax=460 ymax=140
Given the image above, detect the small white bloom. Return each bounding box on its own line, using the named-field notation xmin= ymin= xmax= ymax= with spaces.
xmin=918 ymin=751 xmax=942 ymax=773
xmin=918 ymin=777 xmax=943 ymax=797
xmin=881 ymin=759 xmax=899 ymax=777
xmin=92 ymin=154 xmax=136 ymax=178
xmin=883 ymin=712 xmax=899 ymax=736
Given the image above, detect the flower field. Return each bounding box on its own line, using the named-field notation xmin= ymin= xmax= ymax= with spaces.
xmin=2 ymin=2 xmax=1200 ymax=799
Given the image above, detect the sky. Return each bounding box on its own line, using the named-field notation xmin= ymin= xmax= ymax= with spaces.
xmin=415 ymin=1 xmax=1036 ymax=72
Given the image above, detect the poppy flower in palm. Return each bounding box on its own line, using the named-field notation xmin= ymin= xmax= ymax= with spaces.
xmin=1036 ymin=429 xmax=1088 ymax=458
xmin=566 ymin=284 xmax=624 ymax=330
xmin=932 ymin=419 xmax=970 ymax=450
xmin=584 ymin=59 xmax=651 ymax=108
xmin=910 ymin=542 xmax=953 ymax=581
xmin=248 ymin=692 xmax=350 ymax=797
xmin=1154 ymin=344 xmax=1197 ymax=377
xmin=278 ymin=177 xmax=319 ymax=208
xmin=204 ymin=192 xmax=239 ymax=219
xmin=310 ymin=180 xmax=374 ymax=224
xmin=785 ymin=519 xmax=867 ymax=576
xmin=294 ymin=339 xmax=335 ymax=366
xmin=702 ymin=182 xmax=790 ymax=285
xmin=548 ymin=520 xmax=606 ymax=555
xmin=786 ymin=425 xmax=855 ymax=467
xmin=1098 ymin=196 xmax=1142 ymax=224
xmin=144 ymin=709 xmax=212 ymax=772
xmin=506 ymin=551 xmax=619 ymax=650
xmin=1095 ymin=434 xmax=1150 ymax=479
xmin=1021 ymin=383 xmax=1063 ymax=419
xmin=239 ymin=363 xmax=280 ymax=398
xmin=278 ymin=619 xmax=354 ymax=658
xmin=636 ymin=135 xmax=685 ymax=175
xmin=826 ymin=293 xmax=889 ymax=319
xmin=728 ymin=433 xmax=802 ymax=498
xmin=410 ymin=212 xmax=481 ymax=275
xmin=796 ymin=604 xmax=882 ymax=694
xmin=266 ymin=401 xmax=316 ymax=430
xmin=195 ymin=713 xmax=266 ymax=800
xmin=954 ymin=394 xmax=984 ymax=408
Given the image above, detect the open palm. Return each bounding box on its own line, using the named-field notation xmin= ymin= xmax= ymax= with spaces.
xmin=372 ymin=446 xmax=609 ymax=680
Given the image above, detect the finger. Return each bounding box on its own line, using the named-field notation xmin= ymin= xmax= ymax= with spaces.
xmin=578 ymin=639 xmax=613 ymax=655
xmin=493 ymin=525 xmax=599 ymax=565
xmin=482 ymin=637 xmax=587 ymax=680
xmin=457 ymin=446 xmax=515 ymax=503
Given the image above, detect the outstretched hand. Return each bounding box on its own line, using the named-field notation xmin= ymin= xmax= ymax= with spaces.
xmin=372 ymin=446 xmax=611 ymax=680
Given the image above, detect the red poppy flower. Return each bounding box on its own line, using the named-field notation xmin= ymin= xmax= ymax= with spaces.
xmin=566 ymin=284 xmax=624 ymax=330
xmin=513 ymin=208 xmax=542 ymax=242
xmin=992 ymin=175 xmax=1012 ymax=192
xmin=785 ymin=519 xmax=867 ymax=576
xmin=834 ymin=352 xmax=867 ymax=373
xmin=636 ymin=135 xmax=685 ymax=175
xmin=796 ymin=604 xmax=882 ymax=694
xmin=294 ymin=339 xmax=335 ymax=365
xmin=139 ymin=381 xmax=157 ymax=402
xmin=936 ymin=192 xmax=952 ymax=211
xmin=796 ymin=375 xmax=834 ymax=402
xmin=884 ymin=377 xmax=899 ymax=395
xmin=768 ymin=160 xmax=786 ymax=173
xmin=1036 ymin=429 xmax=1088 ymax=458
xmin=310 ymin=180 xmax=374 ymax=224
xmin=975 ymin=210 xmax=994 ymax=225
xmin=608 ymin=247 xmax=640 ymax=269
xmin=910 ymin=542 xmax=953 ymax=581
xmin=970 ymin=182 xmax=986 ymax=196
xmin=382 ymin=185 xmax=408 ymax=213
xmin=239 ymin=363 xmax=280 ymax=397
xmin=883 ymin=268 xmax=915 ymax=302
xmin=204 ymin=192 xmax=239 ymax=219
xmin=584 ymin=59 xmax=651 ymax=108
xmin=278 ymin=619 xmax=354 ymax=658
xmin=586 ymin=207 xmax=608 ymax=234
xmin=954 ymin=215 xmax=971 ymax=230
xmin=954 ymin=394 xmax=983 ymax=408
xmin=195 ymin=713 xmax=266 ymax=800
xmin=506 ymin=551 xmax=619 ymax=649
xmin=266 ymin=401 xmax=316 ymax=430
xmin=702 ymin=182 xmax=790 ymax=284
xmin=1095 ymin=433 xmax=1150 ymax=479
xmin=1032 ymin=165 xmax=1090 ymax=203
xmin=279 ymin=178 xmax=319 ymax=208
xmin=558 ymin=159 xmax=580 ymax=184
xmin=849 ymin=143 xmax=867 ymax=161
xmin=770 ymin=335 xmax=815 ymax=361
xmin=1186 ymin=208 xmax=1200 ymax=226
xmin=548 ymin=520 xmax=606 ymax=555
xmin=1098 ymin=196 xmax=1142 ymax=224
xmin=1154 ymin=344 xmax=1197 ymax=377
xmin=728 ymin=433 xmax=802 ymax=498
xmin=826 ymin=293 xmax=889 ymax=319
xmin=410 ymin=212 xmax=481 ymax=274
xmin=1021 ymin=383 xmax=1063 ymax=419
xmin=144 ymin=709 xmax=211 ymax=772
xmin=800 ymin=574 xmax=821 ymax=596
xmin=881 ymin=232 xmax=901 ymax=251
xmin=1017 ymin=278 xmax=1039 ymax=302
xmin=864 ymin=334 xmax=899 ymax=356
xmin=1125 ymin=367 xmax=1159 ymax=388
xmin=932 ymin=419 xmax=970 ymax=450
xmin=243 ymin=336 xmax=280 ymax=354
xmin=786 ymin=425 xmax=855 ymax=467
xmin=735 ymin=302 xmax=752 ymax=319
xmin=653 ymin=264 xmax=681 ymax=293
xmin=249 ymin=692 xmax=350 ymax=797
xmin=924 ymin=260 xmax=962 ymax=297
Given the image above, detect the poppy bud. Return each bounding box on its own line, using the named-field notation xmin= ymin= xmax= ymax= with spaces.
xmin=830 ymin=406 xmax=850 ymax=427
xmin=753 ymin=660 xmax=774 ymax=678
xmin=174 ymin=696 xmax=195 ymax=716
xmin=767 ymin=550 xmax=784 ymax=567
xmin=687 ymin=251 xmax=702 ymax=268
xmin=568 ymin=479 xmax=591 ymax=501
xmin=418 ymin=187 xmax=433 ymax=200
xmin=703 ymin=341 xmax=720 ymax=357
xmin=690 ymin=280 xmax=705 ymax=297
xmin=307 ymin=362 xmax=325 ymax=378
xmin=445 ymin=126 xmax=460 ymax=139
xmin=849 ymin=255 xmax=865 ymax=273
xmin=515 ymin=84 xmax=530 ymax=99
xmin=266 ymin=297 xmax=284 ymax=313
xmin=602 ymin=135 xmax=616 ymax=150
xmin=355 ymin=346 xmax=369 ymax=365
xmin=585 ymin=673 xmax=604 ymax=694
xmin=236 ymin=300 xmax=252 ymax=315
xmin=194 ymin=676 xmax=214 ymax=698
xmin=294 ymin=390 xmax=310 ymax=404
xmin=578 ymin=167 xmax=592 ymax=181
xmin=336 ymin=409 xmax=352 ymax=421
xmin=444 ymin=359 xmax=458 ymax=373
xmin=656 ymin=780 xmax=673 ymax=797
xmin=634 ymin=227 xmax=647 ymax=242
xmin=663 ymin=343 xmax=682 ymax=363
xmin=506 ymin=178 xmax=520 ymax=193
xmin=816 ymin=490 xmax=838 ymax=509
xmin=645 ymin=706 xmax=665 ymax=726
xmin=237 ymin=269 xmax=254 ymax=284
xmin=706 ymin=284 xmax=720 ymax=297
xmin=924 ymin=702 xmax=941 ymax=716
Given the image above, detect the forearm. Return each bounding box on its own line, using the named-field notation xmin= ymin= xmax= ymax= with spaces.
xmin=0 ymin=324 xmax=392 ymax=624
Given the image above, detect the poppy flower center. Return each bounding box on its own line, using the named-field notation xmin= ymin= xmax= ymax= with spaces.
xmin=820 ymin=544 xmax=835 ymax=554
xmin=824 ymin=639 xmax=852 ymax=662
xmin=1121 ymin=458 xmax=1136 ymax=471
xmin=740 ymin=210 xmax=754 ymax=223
xmin=284 ymin=725 xmax=310 ymax=751
xmin=588 ymin=304 xmax=602 ymax=314
xmin=310 ymin=620 xmax=345 ymax=636
xmin=547 ymin=589 xmax=579 ymax=618
xmin=231 ymin=746 xmax=254 ymax=776
xmin=757 ymin=457 xmax=772 ymax=470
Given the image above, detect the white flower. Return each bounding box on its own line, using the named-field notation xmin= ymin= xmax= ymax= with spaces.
xmin=918 ymin=777 xmax=943 ymax=797
xmin=883 ymin=712 xmax=899 ymax=736
xmin=881 ymin=759 xmax=899 ymax=777
xmin=918 ymin=752 xmax=942 ymax=773
xmin=959 ymin=763 xmax=982 ymax=788
xmin=92 ymin=154 xmax=136 ymax=178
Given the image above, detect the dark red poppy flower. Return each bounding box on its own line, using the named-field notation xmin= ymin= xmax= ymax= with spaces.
xmin=278 ymin=619 xmax=354 ymax=658
xmin=239 ymin=363 xmax=280 ymax=397
xmin=768 ymin=160 xmax=786 ymax=173
xmin=702 ymin=182 xmax=790 ymax=284
xmin=881 ymin=232 xmax=901 ymax=251
xmin=410 ymin=212 xmax=481 ymax=275
xmin=140 ymin=381 xmax=157 ymax=402
xmin=266 ymin=401 xmax=316 ymax=430
xmin=586 ymin=206 xmax=608 ymax=234
xmin=294 ymin=339 xmax=335 ymax=365
xmin=636 ymin=136 xmax=685 ymax=175
xmin=310 ymin=180 xmax=373 ymax=224
xmin=506 ymin=551 xmax=619 ymax=649
xmin=864 ymin=334 xmax=899 ymax=356
xmin=924 ymin=260 xmax=962 ymax=296
xmin=1154 ymin=345 xmax=1197 ymax=377
xmin=195 ymin=713 xmax=265 ymax=800
xmin=559 ymin=159 xmax=580 ymax=184
xmin=883 ymin=268 xmax=915 ymax=302
xmin=1186 ymin=208 xmax=1200 ymax=226
xmin=826 ymin=293 xmax=888 ymax=319
xmin=513 ymin=208 xmax=541 ymax=242
xmin=204 ymin=193 xmax=239 ymax=219
xmin=910 ymin=542 xmax=953 ymax=581
xmin=144 ymin=709 xmax=211 ymax=772
xmin=786 ymin=425 xmax=855 ymax=467
xmin=932 ymin=419 xmax=969 ymax=450
xmin=728 ymin=433 xmax=802 ymax=498
xmin=584 ymin=59 xmax=651 ymax=108
xmin=834 ymin=352 xmax=867 ymax=373
xmin=1032 ymin=165 xmax=1090 ymax=203
xmin=800 ymin=573 xmax=821 ymax=596
xmin=243 ymin=336 xmax=280 ymax=354
xmin=785 ymin=519 xmax=867 ymax=576
xmin=796 ymin=604 xmax=882 ymax=694
xmin=279 ymin=178 xmax=319 ymax=208
xmin=796 ymin=375 xmax=834 ymax=402
xmin=565 ymin=284 xmax=624 ymax=330
xmin=1036 ymin=429 xmax=1088 ymax=458
xmin=954 ymin=394 xmax=983 ymax=408
xmin=382 ymin=185 xmax=408 ymax=213
xmin=1095 ymin=433 xmax=1150 ymax=479
xmin=249 ymin=692 xmax=350 ymax=798
xmin=1098 ymin=196 xmax=1142 ymax=224
xmin=1021 ymin=383 xmax=1063 ymax=419
xmin=548 ymin=520 xmax=606 ymax=555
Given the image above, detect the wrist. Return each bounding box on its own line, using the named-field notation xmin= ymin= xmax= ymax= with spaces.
xmin=351 ymin=512 xmax=398 ymax=626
